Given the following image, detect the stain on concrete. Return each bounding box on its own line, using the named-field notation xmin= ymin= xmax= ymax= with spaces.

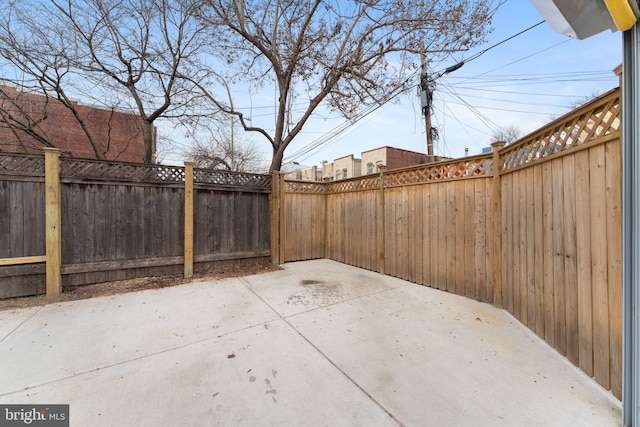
xmin=287 ymin=280 xmax=345 ymax=307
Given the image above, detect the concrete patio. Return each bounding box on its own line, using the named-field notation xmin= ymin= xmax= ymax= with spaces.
xmin=0 ymin=259 xmax=621 ymax=426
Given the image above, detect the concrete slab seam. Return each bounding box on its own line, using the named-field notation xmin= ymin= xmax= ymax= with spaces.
xmin=0 ymin=316 xmax=279 ymax=398
xmin=238 ymin=277 xmax=406 ymax=427
xmin=0 ymin=306 xmax=45 ymax=344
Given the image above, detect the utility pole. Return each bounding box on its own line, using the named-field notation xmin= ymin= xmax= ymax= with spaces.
xmin=419 ymin=43 xmax=434 ymax=162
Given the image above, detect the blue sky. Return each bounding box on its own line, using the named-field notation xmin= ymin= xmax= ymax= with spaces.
xmin=158 ymin=0 xmax=624 ymax=169
xmin=274 ymin=0 xmax=623 ymax=168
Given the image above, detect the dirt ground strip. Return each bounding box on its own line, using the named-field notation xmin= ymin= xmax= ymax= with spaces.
xmin=0 ymin=261 xmax=281 ymax=312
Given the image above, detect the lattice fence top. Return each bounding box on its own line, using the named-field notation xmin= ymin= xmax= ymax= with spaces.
xmin=0 ymin=152 xmax=45 ymax=176
xmin=194 ymin=168 xmax=271 ymax=189
xmin=325 ymin=175 xmax=381 ymax=192
xmin=61 ymin=158 xmax=186 ymax=183
xmin=499 ymin=88 xmax=620 ymax=172
xmin=61 ymin=159 xmax=271 ymax=189
xmin=284 ymin=180 xmax=326 ymax=193
xmin=384 ymin=156 xmax=492 ymax=188
xmin=284 ymin=155 xmax=493 ymax=194
xmin=0 ymin=153 xmax=271 ymax=189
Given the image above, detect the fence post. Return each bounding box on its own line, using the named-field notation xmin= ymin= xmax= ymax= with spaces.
xmin=184 ymin=162 xmax=194 ymax=278
xmin=378 ymin=168 xmax=386 ymax=275
xmin=491 ymin=141 xmax=506 ymax=307
xmin=44 ymin=148 xmax=62 ymax=296
xmin=279 ymin=173 xmax=285 ymax=263
xmin=270 ymin=171 xmax=281 ymax=264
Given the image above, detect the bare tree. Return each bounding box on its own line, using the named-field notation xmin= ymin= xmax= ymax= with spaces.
xmin=491 ymin=125 xmax=523 ymax=145
xmin=186 ymin=116 xmax=264 ymax=172
xmin=198 ymin=0 xmax=494 ymax=171
xmin=0 ymin=11 xmax=108 ymax=160
xmin=547 ymin=90 xmax=605 ymax=122
xmin=0 ymin=84 xmax=55 ymax=153
xmin=0 ymin=0 xmax=213 ymax=163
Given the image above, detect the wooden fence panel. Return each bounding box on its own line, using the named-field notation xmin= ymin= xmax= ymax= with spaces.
xmin=1 ymin=155 xmax=272 ymax=296
xmin=278 ymin=89 xmax=622 ymax=399
xmin=0 ymin=179 xmax=46 ymax=297
xmin=60 ymin=183 xmax=184 ymax=285
xmin=362 ymin=177 xmax=492 ymax=301
xmin=283 ymin=189 xmax=326 ymax=263
xmin=501 ymin=137 xmax=622 ymax=399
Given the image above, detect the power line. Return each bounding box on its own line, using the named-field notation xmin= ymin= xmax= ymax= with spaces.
xmin=454 ymin=39 xmax=573 ymax=84
xmin=283 ymin=76 xmax=417 ymax=162
xmin=431 ymin=20 xmax=546 ymax=78
xmin=287 ymin=17 xmax=615 ymax=162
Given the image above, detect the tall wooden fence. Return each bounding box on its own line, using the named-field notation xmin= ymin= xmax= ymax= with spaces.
xmin=0 ymin=153 xmax=271 ymax=298
xmin=275 ymin=88 xmax=623 ymax=398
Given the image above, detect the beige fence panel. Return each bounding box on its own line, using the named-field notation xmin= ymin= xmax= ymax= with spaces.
xmin=280 ymin=88 xmax=622 ymax=399
xmin=499 ymin=89 xmax=622 ymax=398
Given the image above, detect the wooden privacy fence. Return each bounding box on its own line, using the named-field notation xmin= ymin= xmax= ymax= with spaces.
xmin=273 ymin=87 xmax=623 ymax=399
xmin=0 ymin=152 xmax=271 ymax=298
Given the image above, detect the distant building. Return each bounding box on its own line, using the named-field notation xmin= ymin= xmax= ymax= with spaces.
xmin=320 ymin=160 xmax=334 ymax=181
xmin=332 ymin=154 xmax=361 ymax=181
xmin=282 ymin=162 xmax=321 ymax=181
xmin=288 ymin=146 xmax=449 ymax=182
xmin=361 ymin=146 xmax=432 ymax=175
xmin=0 ymin=85 xmax=151 ymax=163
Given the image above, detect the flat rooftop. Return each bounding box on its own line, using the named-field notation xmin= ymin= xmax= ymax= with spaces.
xmin=0 ymin=259 xmax=621 ymax=426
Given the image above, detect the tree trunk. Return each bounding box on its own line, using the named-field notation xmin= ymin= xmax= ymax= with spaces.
xmin=142 ymin=120 xmax=156 ymax=163
xmin=269 ymin=146 xmax=285 ymax=172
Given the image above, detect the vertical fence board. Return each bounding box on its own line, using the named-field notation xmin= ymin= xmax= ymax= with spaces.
xmin=503 ymin=176 xmax=513 ymax=314
xmin=519 ymin=170 xmax=528 ymax=326
xmin=386 ymin=190 xmax=396 ymax=277
xmin=575 ymin=149 xmax=594 ymax=377
xmin=473 ymin=179 xmax=484 ymax=301
xmin=525 ymin=167 xmax=536 ymax=331
xmin=512 ymin=172 xmax=522 ymax=321
xmin=0 ymin=182 xmax=9 ymax=267
xmin=590 ymin=144 xmax=610 ymax=390
xmin=486 ymin=174 xmax=495 ymax=304
xmin=605 ymin=140 xmax=623 ymax=399
xmin=464 ymin=180 xmax=474 ymax=299
xmin=563 ymin=155 xmax=579 ymax=365
xmin=436 ymin=183 xmax=446 ymax=291
xmin=542 ymin=162 xmax=555 ymax=347
xmin=533 ymin=165 xmax=545 ymax=338
xmin=454 ymin=182 xmax=465 ymax=296
xmin=552 ymin=160 xmax=567 ymax=356
xmin=400 ymin=189 xmax=409 ymax=280
xmin=422 ymin=186 xmax=431 ymax=287
xmin=414 ymin=187 xmax=424 ymax=285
